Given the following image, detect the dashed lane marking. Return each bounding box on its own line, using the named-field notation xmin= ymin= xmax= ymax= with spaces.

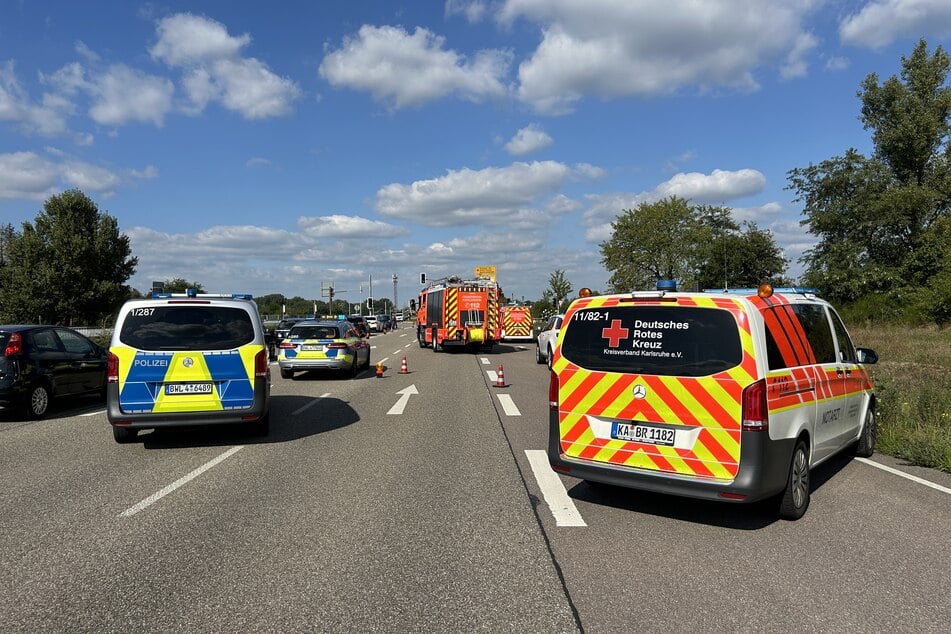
xmin=293 ymin=392 xmax=330 ymax=416
xmin=856 ymin=457 xmax=951 ymax=495
xmin=496 ymin=393 xmax=521 ymax=416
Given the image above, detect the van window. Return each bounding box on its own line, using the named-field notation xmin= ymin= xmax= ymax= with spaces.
xmin=559 ymin=306 xmax=742 ymax=377
xmin=119 ymin=306 xmax=255 ymax=351
xmin=791 ymin=304 xmax=836 ymax=364
xmin=828 ymin=309 xmax=857 ymax=363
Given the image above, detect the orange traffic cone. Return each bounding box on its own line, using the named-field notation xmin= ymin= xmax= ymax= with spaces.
xmin=494 ymin=364 xmax=505 ymax=388
xmin=376 ymin=362 xmax=385 ymax=378
xmin=399 ymin=355 xmax=409 ymax=374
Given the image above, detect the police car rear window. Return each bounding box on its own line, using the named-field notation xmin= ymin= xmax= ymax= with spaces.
xmin=560 ymin=306 xmax=742 ymax=376
xmin=119 ymin=306 xmax=255 ymax=351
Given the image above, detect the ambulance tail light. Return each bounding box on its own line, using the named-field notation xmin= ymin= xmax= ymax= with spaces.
xmin=254 ymin=349 xmax=267 ymax=378
xmin=548 ymin=370 xmax=559 ymax=410
xmin=4 ymin=332 xmax=22 ymax=356
xmin=742 ymin=379 xmax=768 ymax=431
xmin=107 ymin=352 xmax=120 ymax=383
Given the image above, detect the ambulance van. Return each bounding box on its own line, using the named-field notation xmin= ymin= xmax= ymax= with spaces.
xmin=548 ymin=283 xmax=878 ymax=519
xmin=106 ymin=291 xmax=271 ymax=443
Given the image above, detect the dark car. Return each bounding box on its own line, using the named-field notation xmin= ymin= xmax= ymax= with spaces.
xmin=346 ymin=315 xmax=370 ymax=338
xmin=274 ymin=318 xmax=305 ymax=341
xmin=0 ymin=325 xmax=108 ymax=419
xmin=378 ymin=314 xmax=392 ymax=331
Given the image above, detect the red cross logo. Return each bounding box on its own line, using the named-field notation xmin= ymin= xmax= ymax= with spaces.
xmin=601 ymin=319 xmax=629 ymax=347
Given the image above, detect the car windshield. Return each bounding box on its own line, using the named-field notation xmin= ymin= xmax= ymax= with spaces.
xmin=119 ymin=306 xmax=255 ymax=351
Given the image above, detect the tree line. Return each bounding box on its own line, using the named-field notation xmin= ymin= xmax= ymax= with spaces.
xmin=2 ymin=40 xmax=949 ymax=325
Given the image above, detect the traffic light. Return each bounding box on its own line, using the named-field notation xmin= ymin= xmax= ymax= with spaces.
xmin=367 ymin=297 xmax=373 ymax=310
xmin=419 ymin=273 xmax=426 ymax=284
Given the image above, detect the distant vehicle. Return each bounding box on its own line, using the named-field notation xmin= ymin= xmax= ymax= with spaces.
xmin=378 ymin=314 xmax=392 ymax=331
xmin=278 ymin=320 xmax=370 ymax=379
xmin=346 ymin=315 xmax=370 ymax=338
xmin=275 ymin=318 xmax=305 ymax=341
xmin=106 ymin=291 xmax=271 ymax=443
xmin=0 ymin=325 xmax=108 ymax=419
xmin=365 ymin=315 xmax=380 ymax=332
xmin=413 ymin=275 xmax=502 ymax=352
xmin=535 ymin=314 xmax=564 ymax=367
xmin=501 ymin=305 xmax=534 ymax=341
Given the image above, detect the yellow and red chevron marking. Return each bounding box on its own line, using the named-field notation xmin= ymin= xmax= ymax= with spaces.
xmin=445 ymin=287 xmax=458 ymax=339
xmin=554 ymin=293 xmax=757 ymax=480
xmin=502 ymin=306 xmax=532 ymax=338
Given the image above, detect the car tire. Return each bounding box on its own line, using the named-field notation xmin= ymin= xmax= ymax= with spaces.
xmin=364 ymin=348 xmax=372 ymax=369
xmin=417 ymin=327 xmax=426 ymax=348
xmin=112 ymin=425 xmax=137 ymax=443
xmin=535 ymin=345 xmax=545 ymax=364
xmin=280 ymin=368 xmax=293 ymax=379
xmin=547 ymin=346 xmax=554 ymax=370
xmin=26 ymin=383 xmax=51 ymax=419
xmin=349 ymin=355 xmax=359 ymax=378
xmin=778 ymin=439 xmax=810 ymax=520
xmin=432 ymin=328 xmax=441 ymax=352
xmin=854 ymin=408 xmax=876 ymax=458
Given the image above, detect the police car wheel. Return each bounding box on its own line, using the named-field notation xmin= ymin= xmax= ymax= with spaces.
xmin=855 ymin=408 xmax=875 ymax=458
xmin=112 ymin=425 xmax=137 ymax=444
xmin=26 ymin=384 xmax=50 ymax=419
xmin=364 ymin=349 xmax=372 ymax=369
xmin=280 ymin=368 xmax=293 ymax=380
xmin=778 ymin=440 xmax=810 ymax=520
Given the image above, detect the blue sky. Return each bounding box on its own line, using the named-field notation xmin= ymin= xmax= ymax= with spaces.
xmin=2 ymin=1 xmax=951 ymax=306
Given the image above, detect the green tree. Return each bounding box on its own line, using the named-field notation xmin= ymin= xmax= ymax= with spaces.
xmin=694 ymin=205 xmax=788 ymax=290
xmin=162 ymin=278 xmax=205 ymax=293
xmin=547 ymin=269 xmax=573 ymax=313
xmin=0 ymin=190 xmax=137 ymax=325
xmin=600 ymin=197 xmax=704 ymax=292
xmin=788 ymin=40 xmax=951 ymax=311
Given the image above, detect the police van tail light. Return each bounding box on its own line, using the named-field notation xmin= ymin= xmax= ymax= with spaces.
xmin=107 ymin=352 xmax=120 ymax=383
xmin=548 ymin=370 xmax=559 ymax=411
xmin=254 ymin=349 xmax=268 ymax=378
xmin=327 ymin=343 xmax=348 ymax=349
xmin=742 ymin=379 xmax=768 ymax=431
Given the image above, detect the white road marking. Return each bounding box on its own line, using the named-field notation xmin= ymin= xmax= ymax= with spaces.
xmin=378 ymin=357 xmax=389 ymax=365
xmin=496 ymin=393 xmax=521 ymax=416
xmin=525 ymin=450 xmax=586 ymax=527
xmin=486 ymin=370 xmax=498 ymax=383
xmin=387 ymin=385 xmax=419 ymax=415
xmin=81 ymin=409 xmax=105 ymax=417
xmin=392 ymin=349 xmax=404 ymax=355
xmin=399 ymin=333 xmax=407 ymax=338
xmin=856 ymin=457 xmax=951 ymax=495
xmin=293 ymin=392 xmax=330 ymax=415
xmin=480 ymin=357 xmax=490 ymax=365
xmin=120 ymin=446 xmax=243 ymax=517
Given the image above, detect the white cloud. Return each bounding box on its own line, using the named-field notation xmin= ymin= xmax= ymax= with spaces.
xmin=732 ymin=201 xmax=784 ymax=224
xmin=246 ymin=157 xmax=271 ymax=169
xmin=87 ymin=64 xmax=175 ymax=126
xmin=297 ymin=214 xmax=409 ymax=239
xmin=446 ymin=0 xmax=490 ymax=23
xmin=375 ymin=160 xmax=587 ymax=226
xmin=319 ymin=25 xmax=510 ymax=108
xmin=151 ymin=13 xmax=300 ymax=119
xmin=0 ymin=151 xmax=125 ymax=200
xmin=839 ymin=0 xmax=951 ymax=49
xmin=1 ymin=61 xmax=73 ymax=137
xmin=825 ymin=56 xmax=850 ymax=72
xmin=654 ymin=168 xmax=766 ymax=202
xmin=580 ymin=168 xmax=767 ymax=241
xmin=505 ymin=123 xmax=553 ymax=155
xmin=498 ymin=0 xmax=820 ymax=114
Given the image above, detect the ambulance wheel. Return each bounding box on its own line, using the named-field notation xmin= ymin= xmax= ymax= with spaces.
xmin=112 ymin=425 xmax=137 ymax=444
xmin=778 ymin=440 xmax=810 ymax=520
xmin=535 ymin=345 xmax=545 ymax=364
xmin=24 ymin=383 xmax=51 ymax=419
xmin=249 ymin=413 xmax=269 ymax=437
xmin=854 ymin=408 xmax=876 ymax=458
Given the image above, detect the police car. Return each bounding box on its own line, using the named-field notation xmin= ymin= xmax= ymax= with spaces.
xmin=106 ymin=291 xmax=271 ymax=443
xmin=548 ymin=282 xmax=878 ymax=520
xmin=277 ymin=319 xmax=370 ymax=379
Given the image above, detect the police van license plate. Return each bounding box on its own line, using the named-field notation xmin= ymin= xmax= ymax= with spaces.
xmin=612 ymin=422 xmax=675 ymax=446
xmin=165 ymin=383 xmax=213 ymax=395
xmin=301 ymin=344 xmax=323 ymax=351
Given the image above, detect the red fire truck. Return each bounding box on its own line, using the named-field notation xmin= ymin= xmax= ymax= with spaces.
xmin=411 ymin=276 xmax=502 ymax=352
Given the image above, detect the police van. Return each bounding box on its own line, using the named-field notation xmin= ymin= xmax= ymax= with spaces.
xmin=547 ymin=283 xmax=878 ymax=519
xmin=106 ymin=291 xmax=271 ymax=443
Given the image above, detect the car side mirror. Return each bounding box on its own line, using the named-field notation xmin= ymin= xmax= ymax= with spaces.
xmin=856 ymin=347 xmax=878 ymax=364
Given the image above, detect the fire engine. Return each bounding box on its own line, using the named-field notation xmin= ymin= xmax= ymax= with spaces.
xmin=501 ymin=305 xmax=534 ymax=341
xmin=411 ymin=276 xmax=502 ymax=352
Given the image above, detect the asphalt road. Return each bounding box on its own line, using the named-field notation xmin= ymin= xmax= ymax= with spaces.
xmin=1 ymin=326 xmax=949 ymax=632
